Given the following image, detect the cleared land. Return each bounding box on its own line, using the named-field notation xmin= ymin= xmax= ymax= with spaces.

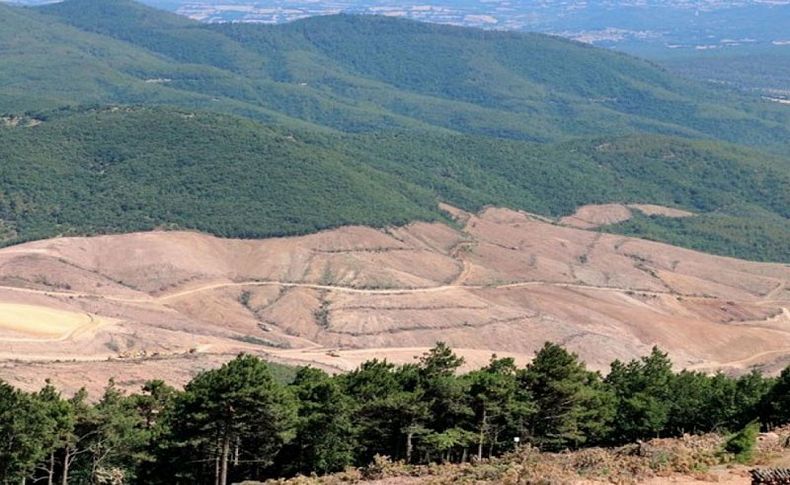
xmin=560 ymin=203 xmax=695 ymax=229
xmin=0 ymin=205 xmax=787 ymax=395
xmin=0 ymin=303 xmax=101 ymax=340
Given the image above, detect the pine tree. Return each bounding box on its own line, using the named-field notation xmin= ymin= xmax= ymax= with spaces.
xmin=343 ymin=360 xmax=430 ymax=464
xmin=165 ymin=354 xmax=297 ymax=484
xmin=606 ymin=347 xmax=674 ymax=442
xmin=761 ymin=366 xmax=790 ymax=429
xmin=0 ymin=381 xmax=51 ymax=483
xmin=284 ymin=367 xmax=355 ymax=475
xmin=466 ymin=357 xmax=533 ymax=460
xmin=33 ymin=381 xmax=74 ymax=485
xmin=519 ymin=342 xmax=612 ymax=451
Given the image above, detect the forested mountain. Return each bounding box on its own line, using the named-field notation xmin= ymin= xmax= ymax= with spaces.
xmin=1 ymin=107 xmax=787 ymax=260
xmin=0 ymin=0 xmax=787 ymax=261
xmin=0 ymin=0 xmax=783 ymax=150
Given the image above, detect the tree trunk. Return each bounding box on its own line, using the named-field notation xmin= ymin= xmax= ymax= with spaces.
xmin=406 ymin=431 xmax=414 ymax=464
xmin=490 ymin=429 xmax=499 ymax=458
xmin=48 ymin=451 xmax=55 ymax=485
xmin=219 ymin=434 xmax=231 ymax=485
xmin=61 ymin=448 xmax=70 ymax=485
xmin=214 ymin=446 xmax=221 ymax=485
xmin=477 ymin=408 xmax=487 ymax=461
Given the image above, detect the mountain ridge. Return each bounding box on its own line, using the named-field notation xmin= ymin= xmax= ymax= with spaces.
xmin=0 ymin=0 xmax=780 ymax=150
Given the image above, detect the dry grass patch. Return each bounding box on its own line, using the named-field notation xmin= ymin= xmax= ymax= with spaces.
xmin=0 ymin=303 xmax=93 ymax=338
xmin=261 ymin=432 xmax=790 ymax=485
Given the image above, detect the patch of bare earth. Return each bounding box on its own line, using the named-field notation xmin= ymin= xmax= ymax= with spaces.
xmin=0 ymin=205 xmax=786 ymax=395
xmin=560 ymin=203 xmax=695 ymax=229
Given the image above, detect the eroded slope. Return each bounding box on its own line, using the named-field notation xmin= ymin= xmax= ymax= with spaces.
xmin=0 ymin=206 xmax=787 ymax=394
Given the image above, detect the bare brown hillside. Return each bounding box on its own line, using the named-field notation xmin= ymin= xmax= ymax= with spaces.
xmin=0 ymin=205 xmax=787 ymax=395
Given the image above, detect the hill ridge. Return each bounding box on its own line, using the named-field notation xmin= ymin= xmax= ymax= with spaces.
xmin=0 ymin=0 xmax=778 ymax=150
xmin=0 ymin=206 xmax=788 ymax=394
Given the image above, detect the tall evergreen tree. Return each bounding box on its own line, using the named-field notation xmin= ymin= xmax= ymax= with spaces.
xmin=519 ymin=343 xmax=613 ymax=451
xmin=761 ymin=366 xmax=790 ymax=428
xmin=283 ymin=367 xmax=355 ymax=475
xmin=164 ymin=354 xmax=297 ymax=485
xmin=606 ymin=347 xmax=674 ymax=442
xmin=0 ymin=381 xmax=51 ymax=484
xmin=343 ymin=360 xmax=430 ymax=464
xmin=33 ymin=381 xmax=74 ymax=485
xmin=466 ymin=357 xmax=533 ymax=460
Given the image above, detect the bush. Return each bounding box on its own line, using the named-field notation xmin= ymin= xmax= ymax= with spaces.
xmin=724 ymin=421 xmax=760 ymax=463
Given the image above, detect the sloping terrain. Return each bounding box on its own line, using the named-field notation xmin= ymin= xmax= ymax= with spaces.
xmin=0 ymin=206 xmax=787 ymax=394
xmin=0 ymin=0 xmax=787 ymax=262
xmin=0 ymin=0 xmax=784 ymax=151
xmin=1 ymin=107 xmax=787 ymax=261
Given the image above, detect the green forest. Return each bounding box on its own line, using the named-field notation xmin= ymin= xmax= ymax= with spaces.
xmin=3 ymin=344 xmax=790 ymax=484
xmin=0 ymin=0 xmax=785 ymax=261
xmin=1 ymin=107 xmax=787 ymax=261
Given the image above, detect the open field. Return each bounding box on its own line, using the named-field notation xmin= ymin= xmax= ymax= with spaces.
xmin=0 ymin=205 xmax=787 ymax=395
xmin=0 ymin=303 xmax=103 ymax=340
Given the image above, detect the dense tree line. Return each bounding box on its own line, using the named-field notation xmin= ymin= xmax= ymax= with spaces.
xmin=1 ymin=107 xmax=787 ymax=262
xmin=3 ymin=343 xmax=790 ymax=485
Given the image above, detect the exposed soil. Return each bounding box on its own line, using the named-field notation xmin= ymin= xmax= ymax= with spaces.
xmin=0 ymin=205 xmax=786 ymax=396
xmin=560 ymin=203 xmax=694 ymax=229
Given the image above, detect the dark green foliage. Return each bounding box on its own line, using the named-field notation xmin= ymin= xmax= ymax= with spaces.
xmin=760 ymin=367 xmax=790 ymax=428
xmin=12 ymin=1 xmax=790 ymax=152
xmin=724 ymin=421 xmax=761 ymax=464
xmin=3 ymin=346 xmax=790 ymax=484
xmin=519 ymin=343 xmax=614 ymax=451
xmin=606 ymin=347 xmax=674 ymax=442
xmin=608 ymin=210 xmax=790 ymax=263
xmin=661 ymin=46 xmax=790 ymax=94
xmin=0 ymin=382 xmax=52 ymax=482
xmin=0 ymin=107 xmax=786 ymax=261
xmin=466 ymin=357 xmax=534 ymax=459
xmin=342 ymin=360 xmax=430 ymax=464
xmin=162 ymin=355 xmax=297 ymax=484
xmin=283 ymin=367 xmax=355 ymax=475
xmin=0 ymin=107 xmax=438 ymax=243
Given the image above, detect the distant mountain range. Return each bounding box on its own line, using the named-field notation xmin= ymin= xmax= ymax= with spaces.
xmin=91 ymin=1 xmax=790 ymax=54
xmin=0 ymin=0 xmax=787 ymax=262
xmin=5 ymin=1 xmax=789 ymax=51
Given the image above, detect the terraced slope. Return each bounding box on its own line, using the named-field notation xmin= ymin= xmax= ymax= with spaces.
xmin=0 ymin=206 xmax=787 ymax=394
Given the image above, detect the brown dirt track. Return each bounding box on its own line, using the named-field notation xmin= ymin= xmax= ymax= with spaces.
xmin=0 ymin=205 xmax=787 ymax=395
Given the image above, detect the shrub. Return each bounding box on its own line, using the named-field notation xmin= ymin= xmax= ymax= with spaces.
xmin=724 ymin=421 xmax=760 ymax=463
